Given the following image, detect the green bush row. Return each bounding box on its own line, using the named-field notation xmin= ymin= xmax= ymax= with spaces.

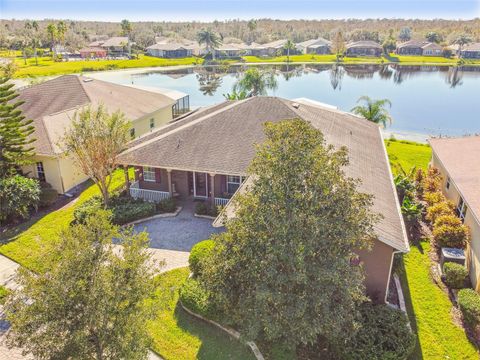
xmin=458 ymin=289 xmax=480 ymax=329
xmin=444 ymin=262 xmax=468 ymax=289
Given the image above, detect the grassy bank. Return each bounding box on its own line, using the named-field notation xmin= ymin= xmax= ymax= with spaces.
xmin=149 ymin=268 xmax=255 ymax=360
xmin=0 ymin=169 xmax=127 ymax=272
xmin=385 ymin=140 xmax=479 ymax=359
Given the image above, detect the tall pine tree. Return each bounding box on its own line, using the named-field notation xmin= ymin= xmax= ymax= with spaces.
xmin=0 ymin=75 xmax=35 ymax=178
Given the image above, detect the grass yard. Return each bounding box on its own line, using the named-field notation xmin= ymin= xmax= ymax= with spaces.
xmin=386 ymin=139 xmax=479 ymax=359
xmin=10 ymin=55 xmax=202 ymax=78
xmin=0 ymin=169 xmax=127 ymax=272
xmin=149 ymin=268 xmax=255 ymax=360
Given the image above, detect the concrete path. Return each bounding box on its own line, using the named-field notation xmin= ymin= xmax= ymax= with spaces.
xmin=0 ymin=255 xmax=20 ymax=290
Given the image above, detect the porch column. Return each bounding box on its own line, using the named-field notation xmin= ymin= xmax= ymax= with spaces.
xmin=167 ymin=169 xmax=173 ymax=197
xmin=209 ymin=173 xmax=215 ymax=206
xmin=123 ymin=165 xmax=130 ymax=191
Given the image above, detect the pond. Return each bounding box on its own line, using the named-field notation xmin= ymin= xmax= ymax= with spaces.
xmin=91 ymin=64 xmax=480 ymax=140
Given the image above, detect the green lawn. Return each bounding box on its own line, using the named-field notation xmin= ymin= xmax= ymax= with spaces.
xmin=11 ymin=55 xmax=202 ymax=78
xmin=386 ymin=140 xmax=479 ymax=359
xmin=149 ymin=268 xmax=255 ymax=360
xmin=0 ymin=169 xmax=127 ymax=272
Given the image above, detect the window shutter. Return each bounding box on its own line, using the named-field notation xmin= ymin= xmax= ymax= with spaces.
xmin=155 ymin=168 xmax=162 ymax=183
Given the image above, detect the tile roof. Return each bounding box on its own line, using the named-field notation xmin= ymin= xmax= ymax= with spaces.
xmin=119 ymin=96 xmax=408 ymax=252
xmin=346 ymin=40 xmax=382 ymax=49
xmin=463 ymin=43 xmax=480 ymax=52
xmin=100 ymin=36 xmax=129 ymax=47
xmin=429 ymin=136 xmax=480 ymax=224
xmin=18 ymin=75 xmax=176 ymax=156
xmin=297 ymin=38 xmax=331 ymax=48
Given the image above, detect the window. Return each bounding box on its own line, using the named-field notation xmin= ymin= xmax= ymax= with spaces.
xmin=130 ymin=128 xmax=135 ymax=139
xmin=36 ymin=162 xmax=45 ymax=182
xmin=446 ymin=177 xmax=451 ymax=190
xmin=227 ymin=175 xmax=242 ymax=194
xmin=150 ymin=118 xmax=155 ymax=129
xmin=457 ymin=197 xmax=468 ymax=222
xmin=143 ymin=166 xmax=156 ymax=182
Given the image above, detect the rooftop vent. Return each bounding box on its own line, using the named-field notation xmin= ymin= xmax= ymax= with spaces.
xmin=292 ymin=102 xmax=300 ymax=109
xmin=83 ymin=78 xmax=94 ymax=83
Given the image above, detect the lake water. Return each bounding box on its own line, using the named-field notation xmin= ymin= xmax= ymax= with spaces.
xmin=91 ymin=64 xmax=480 ymax=140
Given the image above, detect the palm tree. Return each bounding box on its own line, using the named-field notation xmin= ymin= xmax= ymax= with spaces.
xmin=121 ymin=19 xmax=133 ymax=57
xmin=57 ymin=21 xmax=67 ymax=49
xmin=351 ymin=96 xmax=393 ymax=128
xmin=233 ymin=67 xmax=278 ymax=97
xmin=31 ymin=21 xmax=39 ymax=66
xmin=223 ymin=90 xmax=248 ymax=100
xmin=197 ymin=29 xmax=222 ymax=60
xmin=46 ymin=23 xmax=57 ymax=59
xmin=454 ymin=34 xmax=473 ymax=57
xmin=284 ymin=40 xmax=296 ymax=62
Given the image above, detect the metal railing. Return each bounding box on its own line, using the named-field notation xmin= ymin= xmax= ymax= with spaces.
xmin=130 ymin=181 xmax=171 ymax=203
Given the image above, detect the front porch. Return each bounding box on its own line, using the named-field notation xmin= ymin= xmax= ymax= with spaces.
xmin=125 ymin=166 xmax=245 ymax=207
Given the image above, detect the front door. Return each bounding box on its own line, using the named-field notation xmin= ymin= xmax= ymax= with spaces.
xmin=191 ymin=171 xmax=208 ymax=198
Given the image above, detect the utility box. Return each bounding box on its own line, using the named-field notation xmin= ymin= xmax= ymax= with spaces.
xmin=440 ymin=247 xmax=466 ymax=271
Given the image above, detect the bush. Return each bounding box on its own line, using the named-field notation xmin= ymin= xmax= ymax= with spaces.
xmin=111 ymin=201 xmax=155 ymax=225
xmin=179 ymin=277 xmax=216 ymax=318
xmin=422 ymin=167 xmax=442 ymax=194
xmin=0 ymin=175 xmax=41 ymax=225
xmin=156 ymin=198 xmax=176 ymax=213
xmin=426 ymin=200 xmax=455 ymax=223
xmin=73 ymin=196 xmax=103 ymax=224
xmin=339 ymin=303 xmax=415 ymax=360
xmin=189 ymin=240 xmax=216 ymax=277
xmin=423 ymin=191 xmax=445 ymax=207
xmin=458 ymin=289 xmax=480 ymax=329
xmin=195 ymin=201 xmax=208 ymax=215
xmin=0 ymin=285 xmax=9 ymax=305
xmin=39 ymin=183 xmax=58 ymax=208
xmin=433 ymin=214 xmax=469 ymax=248
xmin=444 ymin=262 xmax=468 ymax=289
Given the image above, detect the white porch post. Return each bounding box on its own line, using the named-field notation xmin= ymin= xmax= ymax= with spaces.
xmin=209 ymin=173 xmax=215 ymax=205
xmin=124 ymin=165 xmax=130 ymax=192
xmin=167 ymin=169 xmax=173 ymax=196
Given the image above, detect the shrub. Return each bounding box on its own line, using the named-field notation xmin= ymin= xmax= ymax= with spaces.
xmin=426 ymin=200 xmax=455 ymax=223
xmin=433 ymin=214 xmax=469 ymax=248
xmin=111 ymin=201 xmax=155 ymax=225
xmin=423 ymin=191 xmax=445 ymax=207
xmin=73 ymin=196 xmax=102 ymax=224
xmin=179 ymin=277 xmax=216 ymax=318
xmin=422 ymin=167 xmax=442 ymax=194
xmin=339 ymin=303 xmax=415 ymax=360
xmin=0 ymin=175 xmax=41 ymax=225
xmin=414 ymin=168 xmax=425 ymax=194
xmin=189 ymin=239 xmax=216 ymax=277
xmin=0 ymin=285 xmax=9 ymax=305
xmin=39 ymin=183 xmax=58 ymax=208
xmin=458 ymin=289 xmax=480 ymax=329
xmin=444 ymin=262 xmax=468 ymax=289
xmin=156 ymin=198 xmax=176 ymax=213
xmin=195 ymin=201 xmax=208 ymax=215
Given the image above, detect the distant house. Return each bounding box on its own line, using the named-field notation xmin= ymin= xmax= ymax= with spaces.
xmin=395 ymin=40 xmax=442 ymax=56
xmin=345 ymin=41 xmax=383 ymax=57
xmin=146 ymin=43 xmax=192 ymax=58
xmin=19 ymin=75 xmax=184 ymax=194
xmin=79 ymin=46 xmax=107 ymax=59
xmin=297 ymin=38 xmax=331 ymax=55
xmin=429 ymin=136 xmax=480 ymax=291
xmin=89 ymin=36 xmax=130 ymax=56
xmin=118 ymin=96 xmax=409 ymax=303
xmin=460 ymin=43 xmax=480 ymax=59
xmin=249 ymin=39 xmax=290 ymax=57
xmin=216 ymin=43 xmax=249 ymax=58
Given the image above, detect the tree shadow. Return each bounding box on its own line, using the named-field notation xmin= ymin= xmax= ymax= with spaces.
xmin=173 ymin=303 xmax=255 ymax=360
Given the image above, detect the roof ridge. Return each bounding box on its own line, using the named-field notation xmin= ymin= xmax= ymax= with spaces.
xmin=121 ymin=98 xmax=253 ymax=156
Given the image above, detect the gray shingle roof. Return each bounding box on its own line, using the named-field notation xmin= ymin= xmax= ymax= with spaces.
xmin=346 ymin=41 xmax=382 ymax=49
xmin=18 ymin=75 xmax=176 ymax=155
xmin=119 ymin=96 xmax=408 ymax=252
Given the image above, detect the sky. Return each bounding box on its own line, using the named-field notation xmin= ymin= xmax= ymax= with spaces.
xmin=0 ymin=0 xmax=479 ymax=21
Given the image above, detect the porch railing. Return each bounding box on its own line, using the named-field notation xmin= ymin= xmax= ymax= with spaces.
xmin=214 ymin=197 xmax=230 ymax=207
xmin=130 ymin=181 xmax=171 ymax=203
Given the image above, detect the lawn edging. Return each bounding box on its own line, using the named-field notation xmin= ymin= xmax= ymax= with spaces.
xmin=179 ymin=300 xmax=265 ymax=360
xmin=122 ymin=206 xmax=183 ymax=226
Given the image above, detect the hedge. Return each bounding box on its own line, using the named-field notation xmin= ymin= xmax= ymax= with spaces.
xmin=443 ymin=262 xmax=468 ymax=289
xmin=179 ymin=277 xmax=216 ymax=319
xmin=433 ymin=215 xmax=469 ymax=249
xmin=189 ymin=239 xmax=216 ymax=277
xmin=0 ymin=175 xmax=41 ymax=225
xmin=426 ymin=200 xmax=455 ymax=224
xmin=458 ymin=289 xmax=480 ymax=329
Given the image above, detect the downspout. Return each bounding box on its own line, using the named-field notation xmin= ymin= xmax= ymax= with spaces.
xmin=385 ymin=249 xmax=403 ymax=304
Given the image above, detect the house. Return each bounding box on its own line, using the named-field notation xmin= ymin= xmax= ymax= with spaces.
xmin=146 ymin=43 xmax=193 ymax=58
xmin=117 ymin=96 xmax=409 ymax=303
xmin=429 ymin=136 xmax=480 ymax=291
xmin=296 ymin=38 xmax=331 ymax=54
xmin=345 ymin=41 xmax=383 ymax=57
xmin=79 ymin=46 xmax=107 ymax=59
xmin=460 ymin=43 xmax=480 ymax=59
xmin=216 ymin=43 xmax=249 ymax=58
xmin=395 ymin=40 xmax=442 ymax=56
xmin=89 ymin=36 xmax=130 ymax=57
xmin=19 ymin=75 xmax=184 ymax=194
xmin=249 ymin=39 xmax=290 ymax=57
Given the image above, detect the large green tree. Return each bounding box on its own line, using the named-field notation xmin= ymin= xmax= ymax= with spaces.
xmin=62 ymin=104 xmax=130 ymax=207
xmin=5 ymin=210 xmax=159 ymax=360
xmin=351 ymin=96 xmax=393 ymax=128
xmin=202 ymin=119 xmax=378 ymax=349
xmin=233 ymin=67 xmax=278 ymax=97
xmin=197 ymin=29 xmax=222 ymax=60
xmin=0 ymin=75 xmax=35 ymax=178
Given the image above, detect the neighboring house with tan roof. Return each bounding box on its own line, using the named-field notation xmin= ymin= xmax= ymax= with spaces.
xmin=429 ymin=136 xmax=480 ymax=290
xmin=460 ymin=43 xmax=480 ymax=59
xmin=19 ymin=75 xmax=182 ymax=194
xmin=88 ymin=36 xmax=130 ymax=56
xmin=395 ymin=40 xmax=443 ymax=56
xmin=345 ymin=41 xmax=383 ymax=57
xmin=146 ymin=43 xmax=193 ymax=58
xmin=297 ymin=38 xmax=331 ymax=55
xmin=249 ymin=40 xmax=291 ymax=57
xmin=117 ymin=96 xmax=409 ymax=303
